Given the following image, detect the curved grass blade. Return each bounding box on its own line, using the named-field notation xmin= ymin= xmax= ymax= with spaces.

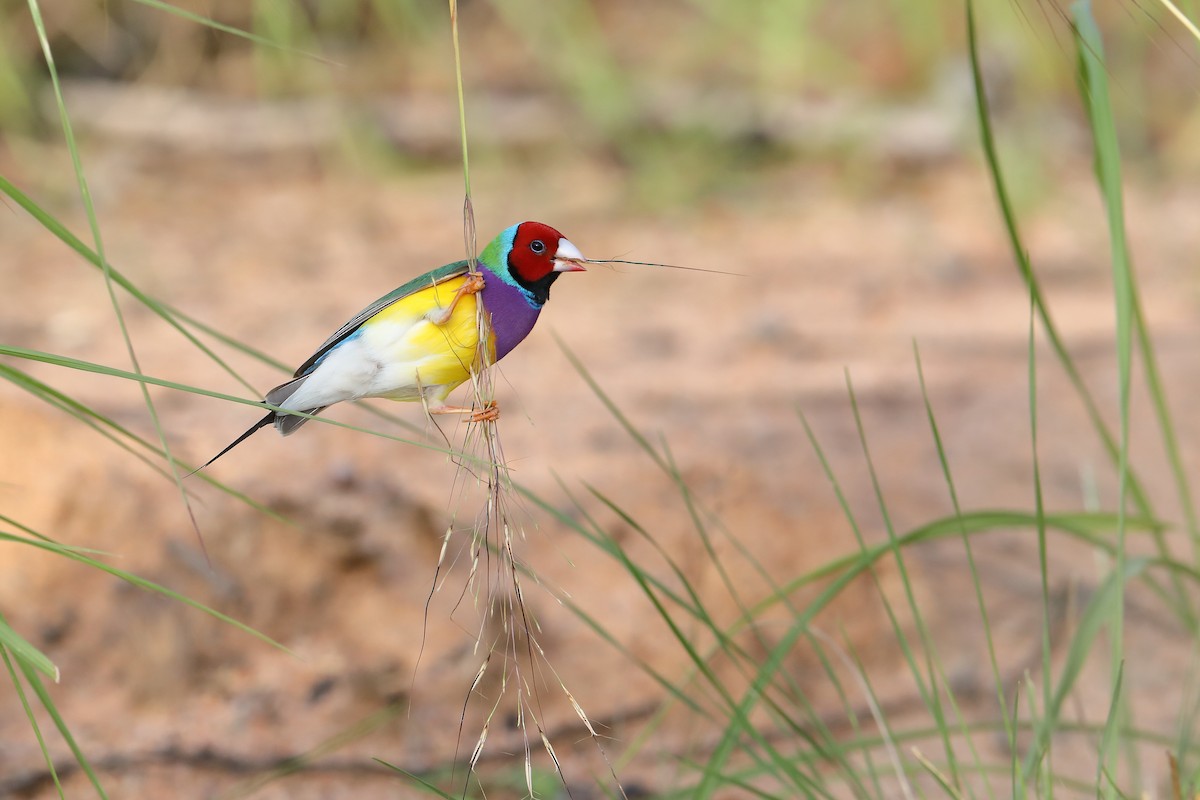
xmin=0 ymin=344 xmax=478 ymax=466
xmin=0 ymin=365 xmax=290 ymax=522
xmin=604 ymin=515 xmax=832 ymax=798
xmin=1 ymin=530 xmax=289 ymax=655
xmin=131 ymin=0 xmax=333 ymax=61
xmin=25 ymin=0 xmax=208 ymax=542
xmin=0 ymin=513 xmax=104 ymax=552
xmin=0 ymin=175 xmax=261 ymax=399
xmin=2 ymin=365 xmax=185 ymax=481
xmin=965 ymin=0 xmax=1155 ymax=524
xmin=0 ymin=617 xmax=57 ymax=682
xmin=580 ymin=483 xmax=844 ymax=794
xmin=373 ymin=760 xmax=457 ymax=799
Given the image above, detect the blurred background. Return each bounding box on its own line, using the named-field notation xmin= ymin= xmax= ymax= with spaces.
xmin=2 ymin=1 xmax=1200 ymax=797
xmin=3 ymin=0 xmax=1197 ymax=190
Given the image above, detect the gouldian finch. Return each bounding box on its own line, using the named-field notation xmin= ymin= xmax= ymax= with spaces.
xmin=198 ymin=221 xmax=586 ymax=469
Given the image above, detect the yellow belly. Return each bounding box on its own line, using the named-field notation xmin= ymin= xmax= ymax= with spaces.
xmin=360 ymin=275 xmax=494 ymax=403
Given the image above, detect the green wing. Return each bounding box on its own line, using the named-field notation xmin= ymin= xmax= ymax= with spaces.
xmin=292 ymin=260 xmax=472 ymax=377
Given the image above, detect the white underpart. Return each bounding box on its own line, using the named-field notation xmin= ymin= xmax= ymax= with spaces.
xmin=279 ymin=317 xmax=462 ymax=412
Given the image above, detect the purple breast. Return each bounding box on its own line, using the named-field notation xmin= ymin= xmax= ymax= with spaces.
xmin=478 ymin=265 xmax=542 ymax=362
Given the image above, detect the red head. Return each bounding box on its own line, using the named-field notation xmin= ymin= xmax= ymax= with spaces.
xmin=494 ymin=221 xmax=586 ymax=306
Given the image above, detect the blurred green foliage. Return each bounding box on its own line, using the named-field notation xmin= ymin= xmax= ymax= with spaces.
xmin=0 ymin=0 xmax=1196 ymax=223
xmin=0 ymin=0 xmax=1195 ymax=165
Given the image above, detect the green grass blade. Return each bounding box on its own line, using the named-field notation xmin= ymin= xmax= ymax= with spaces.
xmin=0 ymin=513 xmax=105 ymax=551
xmin=162 ymin=303 xmax=291 ymax=373
xmin=929 ymin=653 xmax=992 ymax=800
xmin=654 ymin=441 xmax=852 ymax=777
xmin=751 ymin=506 xmax=1177 ymax=627
xmin=566 ymin=484 xmax=890 ymax=795
xmin=17 ymin=656 xmax=108 ymax=799
xmin=2 ymin=531 xmax=290 ymax=655
xmin=964 ymin=0 xmax=1155 ymax=522
xmin=1022 ymin=679 xmax=1049 ymax=795
xmin=556 ymin=335 xmax=666 ymax=470
xmin=842 ymin=370 xmax=962 ymax=791
xmin=1022 ymin=559 xmax=1146 ymax=781
xmin=582 ymin=493 xmax=829 ymax=794
xmin=1097 ymin=660 xmax=1127 ymax=794
xmin=558 ymin=340 xmax=860 ymax=792
xmin=374 ymin=761 xmax=458 ymax=799
xmin=554 ymin=348 xmax=1179 ymax=794
xmin=1 ymin=645 xmax=64 ymax=798
xmin=1011 ymin=681 xmax=1022 ymax=797
xmin=0 ymin=365 xmax=293 ymax=521
xmin=913 ymin=747 xmax=964 ymax=800
xmin=593 ymin=504 xmax=826 ymax=796
xmin=1052 ymin=559 xmax=1142 ymax=739
xmin=1073 ymin=3 xmax=1162 ymax=787
xmin=131 ymin=0 xmax=328 ymax=58
xmin=1073 ymin=0 xmax=1133 ymax=635
xmin=0 ymin=174 xmax=261 ymax=398
xmin=0 ymin=617 xmax=58 ymax=683
xmin=0 ymin=344 xmax=273 ymax=406
xmin=915 ymin=340 xmax=1009 ymax=797
xmin=448 ymin=0 xmax=472 ymax=202
xmin=834 ymin=631 xmax=915 ymax=799
xmin=1 ymin=365 xmax=185 ymax=480
xmin=1076 ymin=0 xmax=1193 ymax=566
xmin=1028 ymin=296 xmax=1055 ymax=796
xmin=25 ymin=0 xmax=206 ymax=537
xmin=805 ymin=632 xmax=881 ymax=799
xmin=0 ymin=344 xmax=470 ymax=464
xmin=1175 ymin=656 xmax=1200 ymax=796
xmin=1131 ymin=294 xmax=1200 ymax=560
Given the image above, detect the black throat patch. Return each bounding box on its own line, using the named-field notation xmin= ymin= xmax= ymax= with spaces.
xmin=507 ymin=256 xmax=562 ymax=307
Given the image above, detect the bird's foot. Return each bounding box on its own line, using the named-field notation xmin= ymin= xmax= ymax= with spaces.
xmin=469 ymin=400 xmax=499 ymax=423
xmin=429 ymin=400 xmax=500 ymax=423
xmin=462 ymin=271 xmax=486 ymax=295
xmin=426 ymin=272 xmax=486 ymax=326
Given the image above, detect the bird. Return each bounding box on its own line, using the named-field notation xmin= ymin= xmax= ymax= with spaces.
xmin=196 ymin=221 xmax=587 ymax=471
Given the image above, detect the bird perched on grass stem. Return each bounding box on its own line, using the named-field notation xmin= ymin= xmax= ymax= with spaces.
xmin=197 ymin=221 xmax=586 ymax=470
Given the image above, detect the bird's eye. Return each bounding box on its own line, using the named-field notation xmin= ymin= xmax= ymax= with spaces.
xmin=529 ymin=240 xmax=546 ymax=254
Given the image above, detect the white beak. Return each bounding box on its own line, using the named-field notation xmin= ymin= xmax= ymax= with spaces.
xmin=553 ymin=238 xmax=587 ymax=272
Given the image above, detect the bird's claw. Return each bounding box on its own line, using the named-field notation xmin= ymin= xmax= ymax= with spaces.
xmin=470 ymin=401 xmax=499 ymax=423
xmin=426 ymin=272 xmax=486 ymax=326
xmin=463 ymin=271 xmax=486 ymax=295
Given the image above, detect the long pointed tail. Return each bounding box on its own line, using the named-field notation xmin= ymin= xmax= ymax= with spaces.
xmin=187 ymin=411 xmax=275 ymax=477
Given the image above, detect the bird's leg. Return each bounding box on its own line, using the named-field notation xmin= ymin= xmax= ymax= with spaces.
xmin=430 ymin=400 xmax=499 ymax=423
xmin=425 ymin=272 xmax=486 ymax=326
